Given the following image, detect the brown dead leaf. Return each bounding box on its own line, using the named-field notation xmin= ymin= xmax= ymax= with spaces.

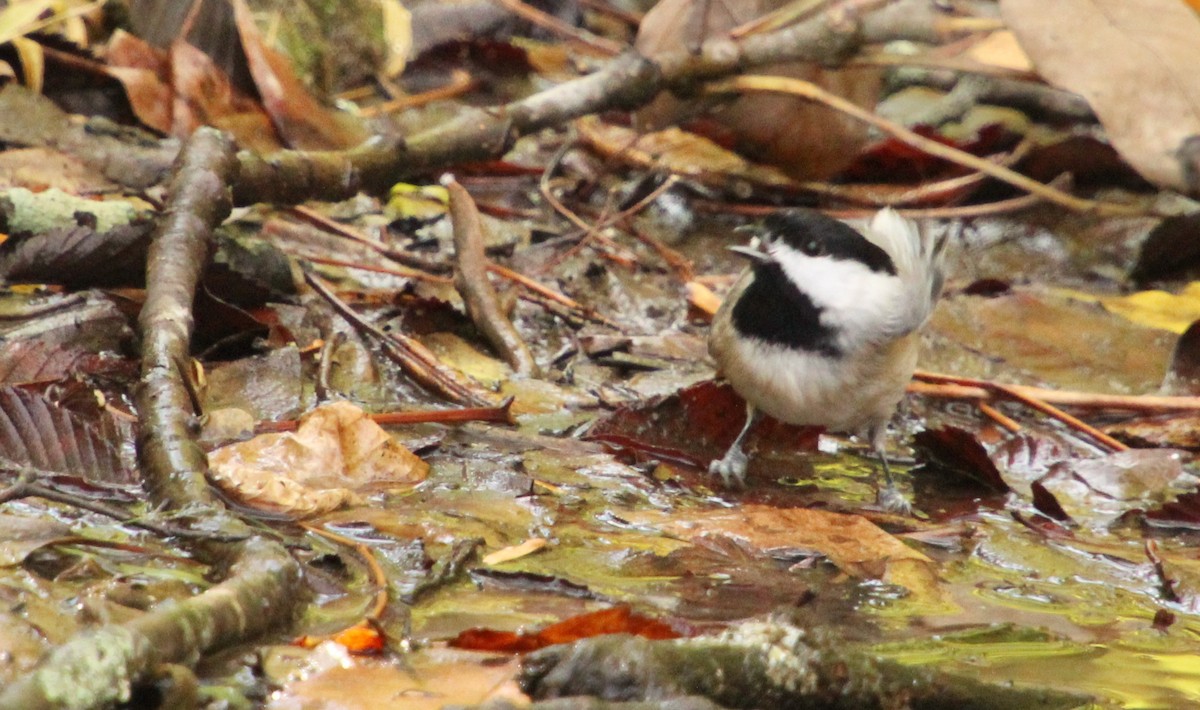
xmin=231 ymin=0 xmax=367 ymax=150
xmin=1033 ymin=449 xmax=1191 ymax=528
xmin=634 ymin=0 xmax=879 ymax=180
xmin=577 ymin=115 xmax=801 ymax=193
xmin=169 ymin=39 xmax=282 ymax=153
xmin=105 ymin=30 xmax=173 ymax=134
xmin=1002 ymin=0 xmax=1200 ymax=194
xmin=208 ymin=400 xmax=429 ymax=517
xmin=267 ymin=649 xmax=523 ymax=710
xmin=645 ymin=504 xmax=941 ymax=596
xmin=635 ymin=0 xmax=755 ymax=56
xmin=963 ymin=30 xmax=1032 ymax=73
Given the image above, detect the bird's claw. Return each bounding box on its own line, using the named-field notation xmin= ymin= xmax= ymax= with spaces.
xmin=875 ymin=483 xmax=912 ymax=515
xmin=708 ymin=449 xmax=748 ymax=489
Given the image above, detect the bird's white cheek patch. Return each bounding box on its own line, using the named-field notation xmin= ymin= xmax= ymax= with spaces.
xmin=772 ymin=250 xmax=906 ymax=341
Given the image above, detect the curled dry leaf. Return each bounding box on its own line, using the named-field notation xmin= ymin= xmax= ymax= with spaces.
xmin=208 ymin=400 xmax=429 ymax=517
xmin=1002 ymin=0 xmax=1200 ymax=194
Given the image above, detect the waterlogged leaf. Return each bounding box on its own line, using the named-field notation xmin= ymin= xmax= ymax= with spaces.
xmin=1033 ymin=449 xmax=1191 ymax=528
xmin=1061 ymin=283 xmax=1200 ymax=334
xmin=448 ymin=606 xmax=679 ymax=653
xmin=266 ymin=646 xmax=523 ymax=710
xmin=208 ymin=400 xmax=429 ymax=517
xmin=587 ymin=379 xmax=819 ymax=470
xmin=643 ymin=504 xmax=940 ymax=596
xmin=931 ymin=288 xmax=1175 ymax=393
xmin=1002 ymin=0 xmax=1200 ymax=194
xmin=912 ymin=426 xmax=1010 ymax=493
xmin=0 ymin=515 xmax=71 ymax=567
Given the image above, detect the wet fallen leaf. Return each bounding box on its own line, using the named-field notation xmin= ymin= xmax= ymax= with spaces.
xmin=642 ymin=504 xmax=942 ymax=598
xmin=448 ymin=605 xmax=679 ymax=653
xmin=912 ymin=426 xmax=1010 ymax=493
xmin=588 ymin=379 xmax=820 ymax=470
xmin=0 ymin=515 xmax=71 ymax=567
xmin=266 ymin=646 xmax=524 ymax=710
xmin=1034 ymin=449 xmax=1191 ymax=528
xmin=295 ymin=620 xmax=386 ymax=655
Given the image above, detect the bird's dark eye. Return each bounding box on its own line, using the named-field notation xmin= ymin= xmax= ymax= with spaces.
xmin=800 ymin=238 xmax=823 ymax=257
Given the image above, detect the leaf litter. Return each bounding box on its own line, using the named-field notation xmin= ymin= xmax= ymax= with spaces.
xmin=7 ymin=2 xmax=1200 ymax=708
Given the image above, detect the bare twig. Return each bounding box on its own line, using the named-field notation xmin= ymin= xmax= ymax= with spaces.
xmin=911 ymin=370 xmax=1200 ymax=413
xmin=488 ymin=0 xmax=625 ymax=55
xmin=305 ymin=270 xmax=494 ymax=406
xmin=256 ymin=397 xmax=516 ymax=433
xmin=302 ymin=523 xmax=392 ymax=621
xmin=909 ymin=370 xmax=1200 ymax=452
xmin=303 ymin=254 xmax=454 ymax=284
xmin=446 ymin=177 xmax=541 ymax=376
xmin=488 ymin=263 xmax=620 ymax=327
xmin=0 ymin=466 xmax=247 ymax=542
xmin=978 ymin=401 xmax=1022 ymax=433
xmin=360 ymin=70 xmax=478 ymax=118
xmin=711 ymin=75 xmax=1150 ymax=217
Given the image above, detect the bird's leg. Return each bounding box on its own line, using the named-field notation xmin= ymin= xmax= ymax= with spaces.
xmin=870 ymin=424 xmax=912 ymax=514
xmin=709 ymin=402 xmax=759 ymax=488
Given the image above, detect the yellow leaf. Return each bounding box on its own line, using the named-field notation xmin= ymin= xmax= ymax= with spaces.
xmin=386 ymin=182 xmax=449 ymax=220
xmin=1060 ymin=283 xmax=1200 ymax=333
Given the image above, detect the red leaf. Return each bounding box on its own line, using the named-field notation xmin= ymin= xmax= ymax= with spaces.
xmin=448 ymin=606 xmax=679 ymax=654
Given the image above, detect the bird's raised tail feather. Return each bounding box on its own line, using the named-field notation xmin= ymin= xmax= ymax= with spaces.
xmin=863 ymin=207 xmax=946 ymax=335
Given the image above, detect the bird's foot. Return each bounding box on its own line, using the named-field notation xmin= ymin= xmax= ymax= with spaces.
xmin=708 ymin=449 xmax=748 ymax=489
xmin=875 ymin=483 xmax=912 ymax=515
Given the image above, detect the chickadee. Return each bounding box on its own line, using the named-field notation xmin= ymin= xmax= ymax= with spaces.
xmin=708 ymin=208 xmax=945 ymax=509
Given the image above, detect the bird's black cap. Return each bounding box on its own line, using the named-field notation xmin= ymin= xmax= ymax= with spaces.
xmin=762 ymin=209 xmax=896 ymax=275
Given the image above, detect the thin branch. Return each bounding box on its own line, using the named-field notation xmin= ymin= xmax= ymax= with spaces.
xmin=256 ymin=398 xmax=516 ymax=432
xmin=446 ymin=176 xmax=541 ymax=376
xmin=0 ymin=467 xmax=247 ymax=541
xmin=360 ymin=69 xmax=478 ymax=118
xmin=301 ymin=523 xmax=391 ymax=621
xmin=711 ymin=75 xmax=1150 ymax=217
xmin=911 ymin=370 xmax=1200 ymax=412
xmin=304 ymin=270 xmax=494 ymax=406
xmin=488 ymin=0 xmax=625 ymax=55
